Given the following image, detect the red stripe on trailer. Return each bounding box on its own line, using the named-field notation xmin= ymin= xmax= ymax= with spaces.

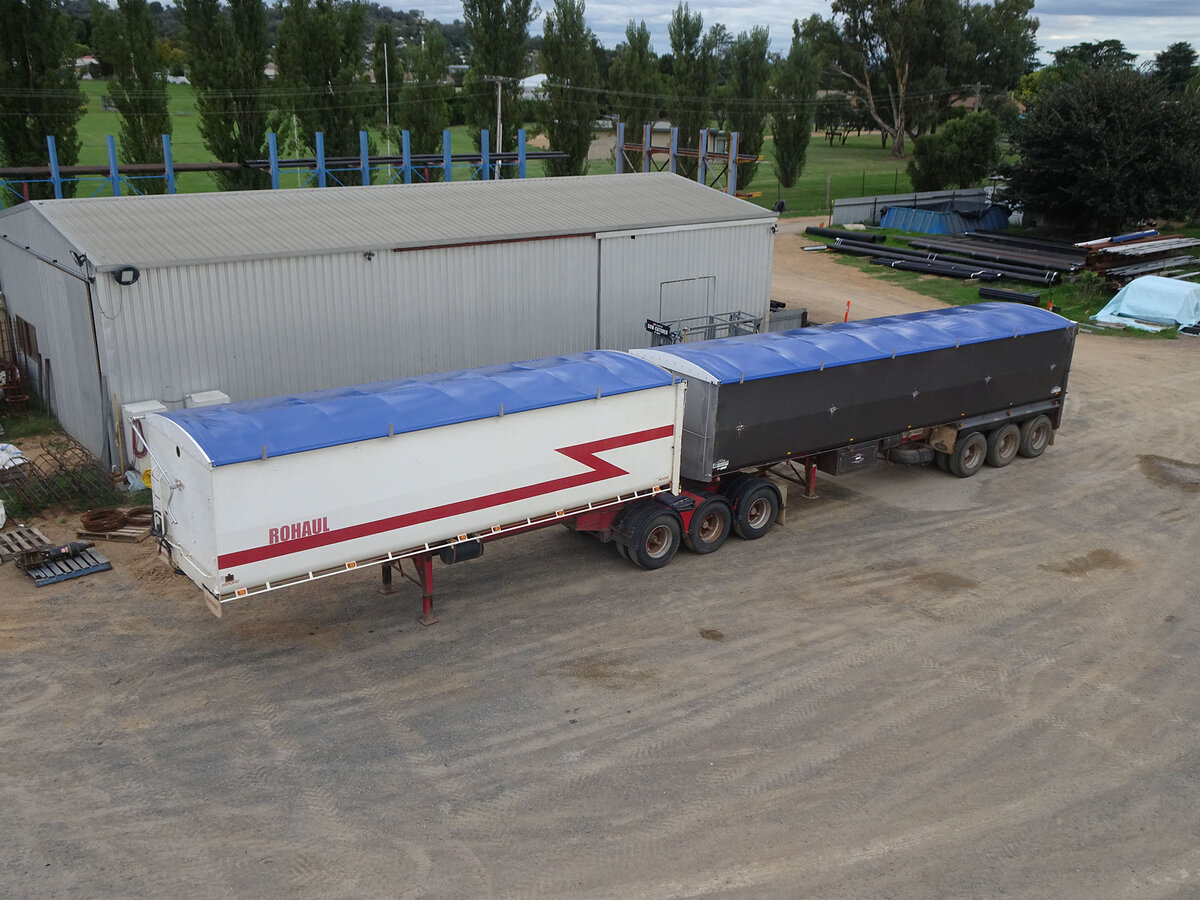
xmin=216 ymin=424 xmax=675 ymax=569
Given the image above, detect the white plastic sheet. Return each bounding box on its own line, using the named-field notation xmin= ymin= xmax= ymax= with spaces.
xmin=1094 ymin=276 xmax=1200 ymax=332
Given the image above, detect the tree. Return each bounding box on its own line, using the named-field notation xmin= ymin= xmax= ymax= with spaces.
xmin=1006 ymin=68 xmax=1200 ymax=232
xmin=92 ymin=0 xmax=173 ymax=190
xmin=398 ymin=26 xmax=453 ymax=180
xmin=608 ymin=20 xmax=659 ymax=170
xmin=0 ymin=0 xmax=85 ymax=202
xmin=461 ymin=0 xmax=535 ymax=171
xmin=178 ymin=0 xmax=272 ymax=191
xmin=665 ymin=2 xmax=715 ymax=176
xmin=275 ymin=0 xmax=375 ymax=184
xmin=725 ymin=27 xmax=771 ymax=187
xmin=803 ymin=0 xmax=1037 ymax=158
xmin=539 ymin=0 xmax=599 ymax=176
xmin=815 ymin=92 xmax=854 ymax=144
xmin=1051 ymin=39 xmax=1134 ymax=71
xmin=906 ymin=110 xmax=999 ymax=190
xmin=1152 ymin=42 xmax=1198 ymax=94
xmin=771 ymin=23 xmax=819 ymax=189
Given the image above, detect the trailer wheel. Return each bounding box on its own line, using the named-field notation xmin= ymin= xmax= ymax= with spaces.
xmin=718 ymin=472 xmax=754 ymax=499
xmin=729 ymin=478 xmax=780 ymax=540
xmin=948 ymin=431 xmax=987 ymax=478
xmin=1018 ymin=415 xmax=1052 ymax=458
xmin=986 ymin=423 xmax=1021 ymax=468
xmin=683 ymin=494 xmax=732 ymax=554
xmin=628 ymin=508 xmax=682 ymax=570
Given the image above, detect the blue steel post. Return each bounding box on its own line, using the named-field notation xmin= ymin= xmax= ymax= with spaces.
xmin=315 ymin=132 xmax=327 ymax=187
xmin=162 ymin=134 xmax=176 ymax=193
xmin=669 ymin=128 xmax=678 ymax=174
xmin=643 ymin=123 xmax=652 ymax=172
xmin=480 ymin=129 xmax=490 ymax=180
xmin=728 ymin=131 xmax=738 ymax=196
xmin=46 ymin=136 xmax=63 ymax=199
xmin=442 ymin=129 xmax=452 ymax=182
xmin=697 ymin=129 xmax=707 ymax=184
xmin=615 ymin=122 xmax=624 ymax=174
xmin=518 ymin=129 xmax=526 ymax=178
xmin=267 ymin=132 xmax=280 ymax=189
xmin=359 ymin=130 xmax=370 ymax=185
xmin=402 ymin=130 xmax=412 ymax=184
xmin=106 ymin=135 xmax=121 ymax=196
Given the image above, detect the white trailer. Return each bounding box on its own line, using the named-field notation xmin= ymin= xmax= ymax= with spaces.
xmin=142 ymin=351 xmax=686 ymax=619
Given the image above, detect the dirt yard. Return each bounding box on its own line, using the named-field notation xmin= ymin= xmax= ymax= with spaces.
xmin=3 ymin=227 xmax=1200 ymax=898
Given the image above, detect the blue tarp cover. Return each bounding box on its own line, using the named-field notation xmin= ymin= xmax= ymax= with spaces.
xmin=160 ymin=350 xmax=674 ymax=467
xmin=645 ymin=303 xmax=1072 ymax=385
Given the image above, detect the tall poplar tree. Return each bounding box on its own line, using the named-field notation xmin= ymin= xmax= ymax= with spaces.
xmin=665 ymin=2 xmax=714 ymax=177
xmin=540 ymin=0 xmax=599 ymax=176
xmin=726 ymin=27 xmax=771 ymax=187
xmin=462 ymin=0 xmax=534 ymax=174
xmin=608 ymin=20 xmax=659 ymax=170
xmin=179 ymin=0 xmax=271 ymax=190
xmin=0 ymin=0 xmax=85 ymax=202
xmin=398 ymin=27 xmax=453 ymax=181
xmin=772 ymin=23 xmax=818 ymax=188
xmin=275 ymin=0 xmax=375 ymax=183
xmin=92 ymin=0 xmax=172 ymax=190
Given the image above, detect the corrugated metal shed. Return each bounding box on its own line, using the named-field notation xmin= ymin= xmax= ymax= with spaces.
xmin=0 ymin=172 xmax=776 ymax=468
xmin=3 ymin=172 xmax=773 ymax=270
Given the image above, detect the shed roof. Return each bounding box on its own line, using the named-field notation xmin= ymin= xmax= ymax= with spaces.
xmin=0 ymin=172 xmax=773 ymax=271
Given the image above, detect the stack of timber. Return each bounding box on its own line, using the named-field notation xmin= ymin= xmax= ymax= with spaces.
xmin=1077 ymin=231 xmax=1200 ymax=282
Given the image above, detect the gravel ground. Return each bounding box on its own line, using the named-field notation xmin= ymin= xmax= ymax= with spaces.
xmin=3 ymin=226 xmax=1199 ymax=898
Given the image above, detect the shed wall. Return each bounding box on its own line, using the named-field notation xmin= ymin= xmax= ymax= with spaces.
xmin=597 ymin=223 xmax=774 ymax=350
xmin=0 ymin=221 xmax=107 ymax=456
xmin=98 ymin=236 xmax=598 ymax=411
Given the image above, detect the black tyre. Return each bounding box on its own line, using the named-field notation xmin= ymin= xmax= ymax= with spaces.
xmin=729 ymin=478 xmax=780 ymax=540
xmin=948 ymin=431 xmax=987 ymax=478
xmin=935 ymin=450 xmax=951 ymax=472
xmin=985 ymin=423 xmax=1021 ymax=468
xmin=628 ymin=508 xmax=682 ymax=570
xmin=718 ymin=471 xmax=754 ymax=499
xmin=1018 ymin=415 xmax=1052 ymax=458
xmin=683 ymin=494 xmax=732 ymax=554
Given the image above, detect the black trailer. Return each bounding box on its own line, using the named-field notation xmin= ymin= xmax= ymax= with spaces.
xmin=632 ymin=303 xmax=1077 ymax=482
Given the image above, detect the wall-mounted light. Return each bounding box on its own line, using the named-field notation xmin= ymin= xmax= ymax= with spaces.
xmin=112 ymin=265 xmax=140 ymax=286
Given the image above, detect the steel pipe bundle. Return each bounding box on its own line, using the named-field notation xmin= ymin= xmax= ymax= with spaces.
xmin=804 ymin=226 xmax=886 ymax=243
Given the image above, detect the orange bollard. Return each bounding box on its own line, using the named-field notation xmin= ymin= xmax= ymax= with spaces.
xmin=844 ymin=300 xmax=851 ymax=322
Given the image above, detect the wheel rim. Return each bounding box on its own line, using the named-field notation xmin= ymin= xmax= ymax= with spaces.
xmin=746 ymin=497 xmax=771 ymax=530
xmin=645 ymin=524 xmax=673 ymax=559
xmin=697 ymin=510 xmax=724 ymax=542
xmin=962 ymin=438 xmax=984 ymax=469
xmin=998 ymin=430 xmax=1018 ymax=458
xmin=1030 ymin=423 xmax=1049 ymax=451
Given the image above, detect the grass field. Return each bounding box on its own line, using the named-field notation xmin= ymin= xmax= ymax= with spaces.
xmin=57 ymin=81 xmax=912 ymax=211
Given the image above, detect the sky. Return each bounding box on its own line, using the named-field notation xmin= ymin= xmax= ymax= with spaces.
xmin=414 ymin=0 xmax=1200 ymax=67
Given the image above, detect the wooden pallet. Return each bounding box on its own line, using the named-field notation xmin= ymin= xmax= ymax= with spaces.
xmin=23 ymin=548 xmax=112 ymax=586
xmin=0 ymin=525 xmax=51 ymax=563
xmin=76 ymin=525 xmax=150 ymax=543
